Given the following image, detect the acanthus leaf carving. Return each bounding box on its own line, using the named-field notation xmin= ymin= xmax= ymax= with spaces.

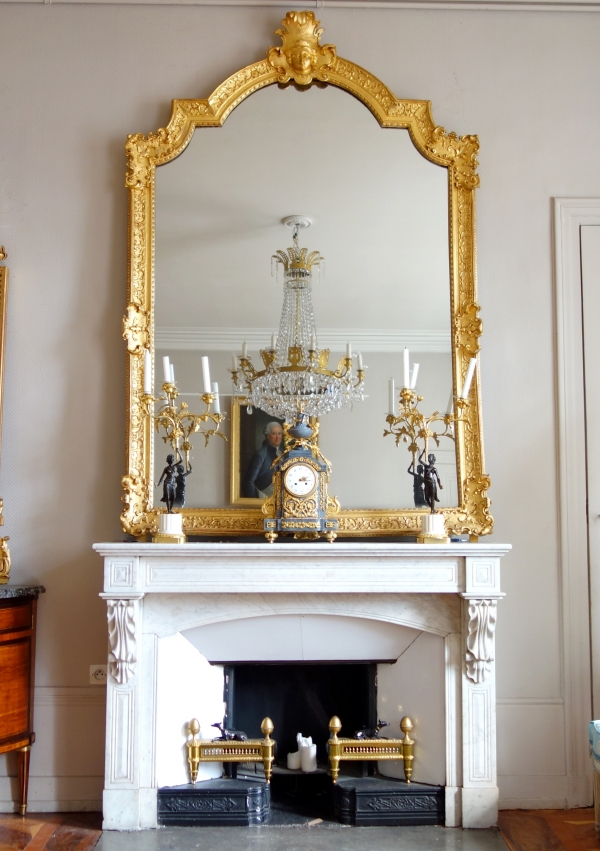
xmin=426 ymin=127 xmax=480 ymax=189
xmin=267 ymin=11 xmax=336 ymax=86
xmin=121 ymin=474 xmax=153 ymax=536
xmin=454 ymin=303 xmax=482 ymax=358
xmin=123 ymin=303 xmax=149 ymax=355
xmin=107 ymin=599 xmax=137 ymax=684
xmin=465 ymin=599 xmax=497 ymax=683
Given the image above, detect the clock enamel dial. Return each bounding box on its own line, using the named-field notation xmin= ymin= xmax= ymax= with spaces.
xmin=284 ymin=463 xmax=317 ymax=497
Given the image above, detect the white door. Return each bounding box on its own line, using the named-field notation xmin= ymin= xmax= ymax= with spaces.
xmin=581 ymin=224 xmax=600 ymax=715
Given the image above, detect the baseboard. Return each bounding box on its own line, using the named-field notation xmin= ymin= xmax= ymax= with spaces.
xmin=0 ymin=776 xmax=103 ymax=813
xmin=499 ymin=773 xmax=593 ymax=809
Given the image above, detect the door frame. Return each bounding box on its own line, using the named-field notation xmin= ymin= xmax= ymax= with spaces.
xmin=554 ymin=198 xmax=600 ymax=804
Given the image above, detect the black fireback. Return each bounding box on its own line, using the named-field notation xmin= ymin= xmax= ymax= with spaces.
xmin=226 ymin=663 xmax=376 ymax=762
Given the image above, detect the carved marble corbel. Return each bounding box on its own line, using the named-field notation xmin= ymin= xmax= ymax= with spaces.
xmin=107 ymin=599 xmax=137 ymax=684
xmin=465 ymin=599 xmax=497 ymax=683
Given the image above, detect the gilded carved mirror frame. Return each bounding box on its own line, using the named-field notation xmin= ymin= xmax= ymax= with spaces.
xmin=122 ymin=10 xmax=492 ymax=539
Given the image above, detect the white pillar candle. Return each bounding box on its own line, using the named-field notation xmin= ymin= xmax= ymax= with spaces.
xmin=231 ymin=353 xmax=238 ymax=371
xmin=357 ymin=352 xmax=363 ymax=370
xmin=212 ymin=382 xmax=220 ymax=414
xmin=410 ymin=363 xmax=419 ymax=389
xmin=143 ymin=349 xmax=152 ymax=394
xmin=460 ymin=357 xmax=477 ymax=399
xmin=201 ymin=356 xmax=211 ymax=394
xmin=446 ymin=389 xmax=454 ymax=414
xmin=310 ymin=334 xmax=316 ymax=351
xmin=162 ymin=356 xmax=170 ymax=383
xmin=388 ymin=378 xmax=395 ymax=415
xmin=242 ymin=341 xmax=248 ymax=358
xmin=403 ymin=348 xmax=410 ymax=388
xmin=170 ymin=363 xmax=175 ymax=385
xmin=346 ymin=342 xmax=352 ymax=358
xmin=300 ymin=743 xmax=317 ymax=773
xmin=271 ymin=334 xmax=277 ymax=350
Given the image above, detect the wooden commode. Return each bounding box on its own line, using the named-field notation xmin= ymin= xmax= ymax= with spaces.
xmin=0 ymin=586 xmax=44 ymax=815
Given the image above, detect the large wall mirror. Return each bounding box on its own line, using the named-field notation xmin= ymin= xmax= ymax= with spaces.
xmin=122 ymin=11 xmax=492 ymax=539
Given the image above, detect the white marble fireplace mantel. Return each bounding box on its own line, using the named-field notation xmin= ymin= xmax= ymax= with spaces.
xmin=94 ymin=541 xmax=510 ymax=831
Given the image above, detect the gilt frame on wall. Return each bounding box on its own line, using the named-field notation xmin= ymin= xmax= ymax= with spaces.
xmin=121 ymin=11 xmax=492 ymax=539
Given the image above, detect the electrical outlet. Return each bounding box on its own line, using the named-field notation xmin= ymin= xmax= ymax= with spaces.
xmin=90 ymin=664 xmax=107 ymax=685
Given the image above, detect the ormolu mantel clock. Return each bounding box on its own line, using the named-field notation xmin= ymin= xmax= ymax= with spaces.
xmin=263 ymin=417 xmax=339 ymax=543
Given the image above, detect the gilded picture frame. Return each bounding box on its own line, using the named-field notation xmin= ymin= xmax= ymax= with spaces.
xmin=122 ymin=10 xmax=492 ymax=539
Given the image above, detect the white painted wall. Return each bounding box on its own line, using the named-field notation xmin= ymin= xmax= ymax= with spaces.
xmin=0 ymin=2 xmax=598 ymax=812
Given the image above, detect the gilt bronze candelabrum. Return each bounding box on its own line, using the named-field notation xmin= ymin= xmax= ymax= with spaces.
xmin=140 ymin=380 xmax=225 ymax=470
xmin=384 ymin=387 xmax=469 ymax=470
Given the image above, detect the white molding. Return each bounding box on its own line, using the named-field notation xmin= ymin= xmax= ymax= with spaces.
xmin=554 ymin=197 xmax=600 ymax=807
xmin=155 ymin=326 xmax=451 ymax=353
xmin=496 ymin=697 xmax=564 ymax=706
xmin=3 ymin=0 xmax=600 ymax=11
xmin=33 ymin=687 xmax=106 ymax=706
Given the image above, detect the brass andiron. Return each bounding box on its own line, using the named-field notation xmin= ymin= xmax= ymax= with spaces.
xmin=185 ymin=717 xmax=276 ymax=784
xmin=327 ymin=716 xmax=415 ymax=784
xmin=186 ymin=718 xmax=202 ymax=784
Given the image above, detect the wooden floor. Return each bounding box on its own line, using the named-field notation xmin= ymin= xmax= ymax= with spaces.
xmin=0 ymin=809 xmax=598 ymax=850
xmin=498 ymin=809 xmax=600 ymax=851
xmin=0 ymin=813 xmax=102 ymax=851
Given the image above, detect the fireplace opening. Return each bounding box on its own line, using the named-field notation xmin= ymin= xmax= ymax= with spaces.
xmin=225 ymin=662 xmax=377 ymax=761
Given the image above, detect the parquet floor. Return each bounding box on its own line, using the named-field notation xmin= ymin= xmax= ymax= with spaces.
xmin=0 ymin=808 xmax=598 ymax=850
xmin=0 ymin=813 xmax=102 ymax=851
xmin=498 ymin=809 xmax=600 ymax=851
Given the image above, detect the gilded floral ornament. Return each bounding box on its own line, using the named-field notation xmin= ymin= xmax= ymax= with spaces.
xmin=123 ymin=303 xmax=149 ymax=355
xmin=426 ymin=127 xmax=480 ymax=189
xmin=121 ymin=474 xmax=152 ymax=536
xmin=267 ymin=11 xmax=336 ymax=86
xmin=0 ymin=537 xmax=10 ymax=585
xmin=454 ymin=303 xmax=483 ymax=358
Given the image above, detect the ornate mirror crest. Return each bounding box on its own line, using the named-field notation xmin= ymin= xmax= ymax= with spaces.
xmin=122 ymin=10 xmax=491 ymax=539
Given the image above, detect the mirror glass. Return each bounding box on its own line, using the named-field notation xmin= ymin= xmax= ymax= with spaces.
xmin=154 ymin=83 xmax=455 ymax=511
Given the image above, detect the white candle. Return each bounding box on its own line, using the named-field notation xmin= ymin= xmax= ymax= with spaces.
xmin=357 ymin=352 xmax=363 ymax=370
xmin=410 ymin=363 xmax=419 ymax=389
xmin=170 ymin=363 xmax=175 ymax=385
xmin=346 ymin=342 xmax=352 ymax=358
xmin=446 ymin=389 xmax=454 ymax=414
xmin=231 ymin=353 xmax=238 ymax=371
xmin=143 ymin=349 xmax=152 ymax=394
xmin=212 ymin=382 xmax=220 ymax=414
xmin=388 ymin=378 xmax=395 ymax=415
xmin=403 ymin=348 xmax=410 ymax=388
xmin=271 ymin=334 xmax=277 ymax=350
xmin=310 ymin=334 xmax=316 ymax=351
xmin=460 ymin=357 xmax=477 ymax=399
xmin=162 ymin=356 xmax=170 ymax=383
xmin=242 ymin=341 xmax=248 ymax=358
xmin=201 ymin=356 xmax=211 ymax=394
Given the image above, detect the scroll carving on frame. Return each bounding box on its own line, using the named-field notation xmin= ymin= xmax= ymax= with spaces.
xmin=465 ymin=599 xmax=497 ymax=684
xmin=107 ymin=599 xmax=137 ymax=684
xmin=123 ymin=11 xmax=491 ymax=539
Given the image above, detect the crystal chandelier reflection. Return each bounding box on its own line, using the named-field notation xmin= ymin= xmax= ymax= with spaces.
xmin=231 ymin=217 xmax=366 ymax=422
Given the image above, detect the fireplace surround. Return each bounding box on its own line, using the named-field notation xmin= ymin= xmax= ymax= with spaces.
xmin=94 ymin=541 xmax=509 ymax=830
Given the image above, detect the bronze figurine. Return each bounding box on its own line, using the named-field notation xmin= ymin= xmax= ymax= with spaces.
xmin=174 ymin=460 xmax=192 ymax=508
xmin=419 ymin=449 xmax=443 ymax=513
xmin=407 ymin=460 xmax=427 ymax=508
xmin=156 ymin=452 xmax=179 ymax=513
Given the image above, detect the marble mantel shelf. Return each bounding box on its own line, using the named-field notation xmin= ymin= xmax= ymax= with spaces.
xmin=94 ymin=542 xmax=511 ymax=597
